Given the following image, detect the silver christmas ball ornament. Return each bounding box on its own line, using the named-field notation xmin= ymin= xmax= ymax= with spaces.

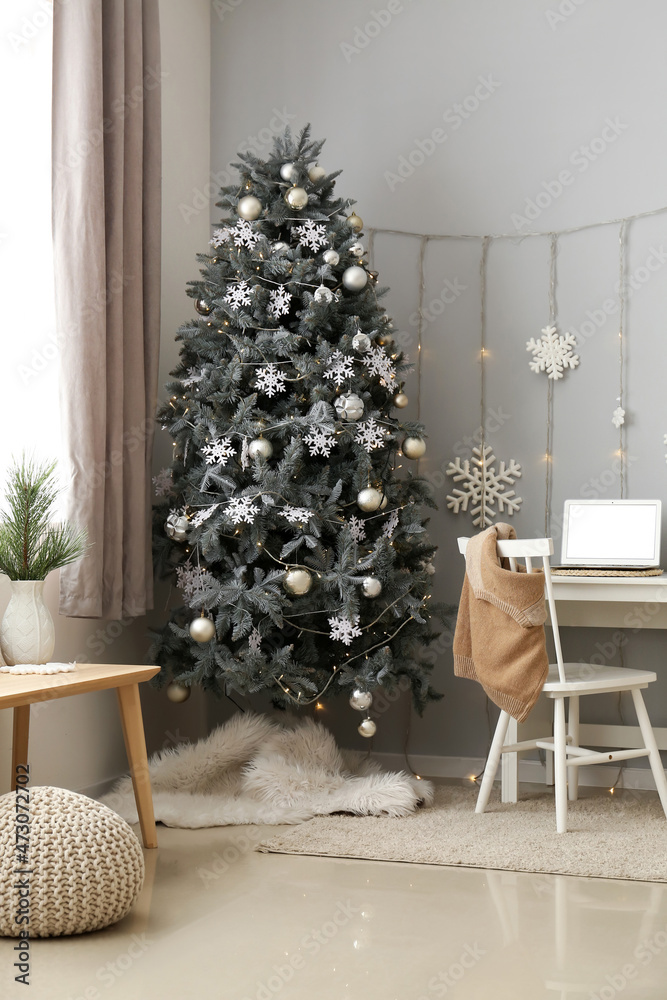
xmin=402 ymin=436 xmax=426 ymax=459
xmin=349 ymin=688 xmax=373 ymax=711
xmin=314 ymin=285 xmax=334 ymax=304
xmin=194 ymin=296 xmax=212 ymax=315
xmin=165 ymin=512 xmax=189 ymax=542
xmin=393 ymin=392 xmax=409 ymax=408
xmin=308 ymin=163 xmax=326 ymax=183
xmin=166 ymin=681 xmax=191 ymax=703
xmin=323 ymin=249 xmax=339 ymax=266
xmin=347 ymin=212 xmax=363 ymax=232
xmin=280 ymin=162 xmax=298 ymax=182
xmin=283 ymin=569 xmax=313 ymax=595
xmin=285 ymin=186 xmax=308 ymax=210
xmin=362 ymin=576 xmax=382 ymax=598
xmin=334 ymin=392 xmax=364 ymax=421
xmin=237 ymin=195 xmax=262 ymax=221
xmin=272 ymin=241 xmax=289 ymax=254
xmin=357 ymin=487 xmax=383 ymax=512
xmin=248 ymin=437 xmax=273 ymax=460
xmin=189 ymin=615 xmax=216 ymax=643
xmin=358 ymin=717 xmax=377 ymax=738
xmin=342 ymin=266 xmax=368 ymax=291
xmin=349 ymin=241 xmax=365 ymax=257
xmin=352 ymin=332 xmax=371 ymax=353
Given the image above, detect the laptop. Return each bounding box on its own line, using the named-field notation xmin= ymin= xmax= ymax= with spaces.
xmin=558 ymin=499 xmax=662 ymax=571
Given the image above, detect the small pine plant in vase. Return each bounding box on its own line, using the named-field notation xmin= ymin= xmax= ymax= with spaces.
xmin=0 ymin=458 xmax=88 ymax=666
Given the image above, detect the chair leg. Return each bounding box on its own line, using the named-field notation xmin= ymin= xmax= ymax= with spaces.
xmin=631 ymin=688 xmax=667 ymax=820
xmin=554 ymin=697 xmax=568 ymax=834
xmin=501 ymin=715 xmax=519 ymax=803
xmin=476 ymin=710 xmax=512 ymax=814
xmin=567 ymin=696 xmax=580 ymax=802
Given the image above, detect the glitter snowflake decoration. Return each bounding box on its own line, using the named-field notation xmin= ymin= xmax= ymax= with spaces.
xmin=268 ymin=285 xmax=292 ymax=319
xmin=612 ymin=406 xmax=625 ymax=428
xmin=348 ymin=516 xmax=366 ymax=542
xmin=446 ymin=445 xmax=523 ymax=528
xmin=281 ymin=505 xmax=313 ymax=524
xmin=224 ymin=496 xmax=260 ymax=525
xmin=190 ymin=504 xmax=220 ymax=528
xmin=355 ymin=417 xmax=386 ymax=453
xmin=255 ymin=363 xmax=287 ymax=397
xmin=293 ymin=220 xmax=327 ymax=252
xmin=202 ymin=436 xmax=236 ymax=466
xmin=526 ymin=326 xmax=580 ymax=380
xmin=225 ymin=281 xmax=252 ymax=310
xmin=248 ymin=627 xmax=262 ymax=653
xmin=323 ymin=350 xmax=355 ymax=387
xmin=303 ymin=425 xmax=336 ymax=457
xmin=152 ymin=467 xmax=172 ymax=497
xmin=328 ymin=615 xmax=363 ymax=646
xmin=365 ymin=346 xmax=396 ymax=387
xmin=381 ymin=510 xmax=400 ymax=539
xmin=175 ymin=564 xmax=209 ymax=605
xmin=231 ymin=219 xmax=260 ymax=249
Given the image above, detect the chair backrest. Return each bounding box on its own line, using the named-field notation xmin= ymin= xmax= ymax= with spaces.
xmin=457 ymin=535 xmax=566 ymax=683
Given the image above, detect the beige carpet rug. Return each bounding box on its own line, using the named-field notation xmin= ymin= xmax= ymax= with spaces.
xmin=258 ymin=784 xmax=667 ymax=881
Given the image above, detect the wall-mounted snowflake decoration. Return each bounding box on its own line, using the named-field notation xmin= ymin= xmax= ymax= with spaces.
xmin=268 ymin=285 xmax=292 ymax=319
xmin=328 ymin=615 xmax=363 ymax=646
xmin=612 ymin=406 xmax=625 ymax=428
xmin=446 ymin=445 xmax=523 ymax=528
xmin=225 ymin=281 xmax=252 ymax=310
xmin=255 ymin=363 xmax=287 ymax=397
xmin=526 ymin=325 xmax=579 ymax=380
xmin=202 ymin=436 xmax=236 ymax=466
xmin=293 ymin=220 xmax=327 ymax=252
xmin=304 ymin=424 xmax=336 ymax=457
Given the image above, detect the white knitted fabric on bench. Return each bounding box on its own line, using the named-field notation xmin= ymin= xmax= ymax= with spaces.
xmin=0 ymin=786 xmax=144 ymax=937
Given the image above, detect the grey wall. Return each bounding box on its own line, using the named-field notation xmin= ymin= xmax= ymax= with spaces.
xmin=208 ymin=0 xmax=667 ymax=759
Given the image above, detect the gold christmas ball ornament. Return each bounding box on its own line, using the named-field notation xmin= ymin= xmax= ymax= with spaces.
xmin=349 ymin=241 xmax=365 ymax=258
xmin=165 ymin=512 xmax=189 ymax=542
xmin=248 ymin=437 xmax=273 ymax=460
xmin=285 ymin=186 xmax=309 ymax=210
xmin=357 ymin=487 xmax=383 ymax=512
xmin=352 ymin=332 xmax=371 ymax=353
xmin=358 ymin=717 xmax=377 ymax=738
xmin=393 ymin=392 xmax=409 ymax=408
xmin=280 ymin=162 xmax=298 ymax=182
xmin=194 ymin=296 xmax=212 ymax=315
xmin=283 ymin=569 xmax=313 ymax=595
xmin=379 ymin=494 xmax=388 ymax=510
xmin=402 ymin=436 xmax=426 ymax=459
xmin=346 ymin=212 xmax=363 ymax=232
xmin=308 ymin=163 xmax=327 ymax=183
xmin=334 ymin=392 xmax=364 ymax=421
xmin=189 ymin=615 xmax=216 ymax=643
xmin=322 ymin=249 xmax=339 ymax=266
xmin=166 ymin=681 xmax=191 ymax=703
xmin=342 ymin=266 xmax=368 ymax=292
xmin=349 ymin=688 xmax=373 ymax=711
xmin=237 ymin=195 xmax=262 ymax=221
xmin=362 ymin=576 xmax=382 ymax=598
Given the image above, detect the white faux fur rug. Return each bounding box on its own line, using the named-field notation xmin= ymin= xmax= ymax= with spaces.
xmin=259 ymin=784 xmax=667 ymax=882
xmin=102 ymin=712 xmax=431 ymax=828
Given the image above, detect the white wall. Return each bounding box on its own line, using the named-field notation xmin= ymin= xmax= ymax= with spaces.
xmin=208 ymin=0 xmax=667 ymax=759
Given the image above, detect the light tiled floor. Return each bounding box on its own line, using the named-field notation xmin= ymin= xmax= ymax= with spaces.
xmin=3 ymin=792 xmax=667 ymax=999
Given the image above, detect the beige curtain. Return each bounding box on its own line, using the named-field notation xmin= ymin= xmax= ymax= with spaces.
xmin=52 ymin=0 xmax=161 ymax=619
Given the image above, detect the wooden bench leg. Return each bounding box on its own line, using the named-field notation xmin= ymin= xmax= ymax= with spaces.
xmin=116 ymin=684 xmax=158 ymax=849
xmin=11 ymin=705 xmax=30 ymax=791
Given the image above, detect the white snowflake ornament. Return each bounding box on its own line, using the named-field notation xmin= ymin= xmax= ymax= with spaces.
xmin=526 ymin=326 xmax=579 ymax=380
xmin=255 ymin=363 xmax=287 ymax=397
xmin=210 ymin=227 xmax=232 ymax=247
xmin=328 ymin=615 xmax=363 ymax=646
xmin=202 ymin=437 xmax=236 ymax=466
xmin=355 ymin=417 xmax=386 ymax=452
xmin=152 ymin=468 xmax=172 ymax=497
xmin=293 ymin=220 xmax=328 ymax=252
xmin=323 ymin=350 xmax=355 ymax=386
xmin=446 ymin=445 xmax=523 ymax=528
xmin=268 ymin=285 xmax=292 ymax=319
xmin=182 ymin=368 xmax=206 ymax=387
xmin=612 ymin=406 xmax=625 ymax=429
xmin=281 ymin=505 xmax=312 ymax=524
xmin=348 ymin=516 xmax=366 ymax=542
xmin=225 ymin=281 xmax=252 ymax=310
xmin=224 ymin=496 xmax=260 ymax=524
xmin=231 ymin=219 xmax=260 ymax=250
xmin=190 ymin=504 xmax=221 ymax=527
xmin=381 ymin=509 xmax=400 ymax=539
xmin=365 ymin=345 xmax=396 ymax=387
xmin=175 ymin=564 xmax=209 ymax=605
xmin=304 ymin=425 xmax=336 ymax=457
xmin=248 ymin=627 xmax=262 ymax=653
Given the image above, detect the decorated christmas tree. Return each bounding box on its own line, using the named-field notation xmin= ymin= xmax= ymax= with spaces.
xmin=151 ymin=125 xmax=451 ymax=735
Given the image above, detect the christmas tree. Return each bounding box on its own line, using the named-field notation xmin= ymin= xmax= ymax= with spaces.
xmin=151 ymin=125 xmax=452 ymax=735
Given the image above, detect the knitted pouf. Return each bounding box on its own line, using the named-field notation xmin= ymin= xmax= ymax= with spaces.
xmin=0 ymin=786 xmax=145 ymax=937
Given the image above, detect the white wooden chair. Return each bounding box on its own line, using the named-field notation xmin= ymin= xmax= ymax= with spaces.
xmin=458 ymin=535 xmax=667 ymax=833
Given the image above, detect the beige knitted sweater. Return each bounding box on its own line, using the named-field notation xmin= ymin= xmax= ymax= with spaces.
xmin=453 ymin=523 xmax=549 ymax=722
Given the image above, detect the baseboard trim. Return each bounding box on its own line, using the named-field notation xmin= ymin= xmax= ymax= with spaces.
xmin=371 ymin=752 xmax=662 ymax=791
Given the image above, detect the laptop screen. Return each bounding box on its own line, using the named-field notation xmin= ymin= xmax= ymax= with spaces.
xmin=561 ymin=500 xmax=662 ymax=567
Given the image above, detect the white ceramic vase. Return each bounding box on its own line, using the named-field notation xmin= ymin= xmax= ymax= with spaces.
xmin=0 ymin=580 xmax=55 ymax=665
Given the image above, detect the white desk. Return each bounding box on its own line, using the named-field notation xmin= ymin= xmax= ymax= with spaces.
xmin=504 ymin=573 xmax=667 ymax=802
